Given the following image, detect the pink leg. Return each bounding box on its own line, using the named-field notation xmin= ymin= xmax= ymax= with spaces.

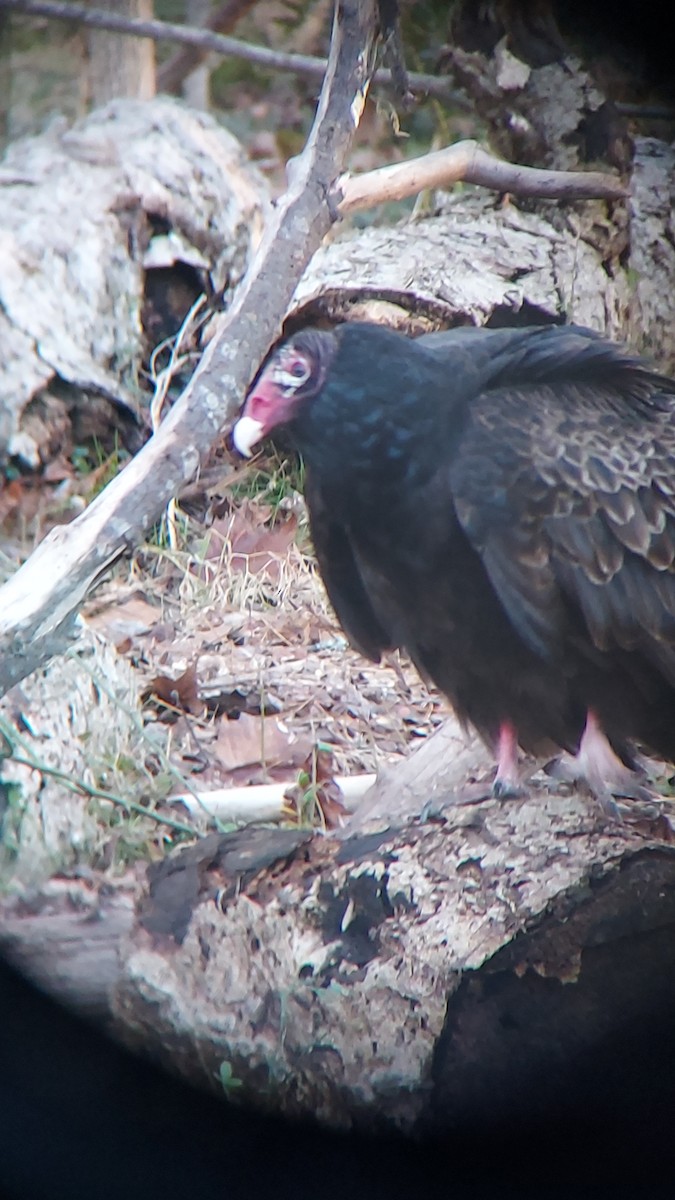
xmin=549 ymin=710 xmax=653 ymax=818
xmin=493 ymin=720 xmax=521 ymax=797
xmin=575 ymin=712 xmax=632 ymax=787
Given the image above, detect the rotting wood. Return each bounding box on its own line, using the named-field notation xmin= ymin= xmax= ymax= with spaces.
xmin=112 ymin=789 xmax=675 ymax=1133
xmin=0 ymin=96 xmax=267 ymax=468
xmin=0 ymin=884 xmax=136 ymax=1021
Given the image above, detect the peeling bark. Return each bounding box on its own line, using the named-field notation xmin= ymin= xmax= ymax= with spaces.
xmin=0 ymin=96 xmax=268 ymax=467
xmin=291 ymin=192 xmax=629 ymax=337
xmin=112 ymin=794 xmax=675 ymax=1133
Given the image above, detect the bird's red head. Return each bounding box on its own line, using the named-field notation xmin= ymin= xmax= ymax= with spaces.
xmin=233 ymin=336 xmax=325 ymax=458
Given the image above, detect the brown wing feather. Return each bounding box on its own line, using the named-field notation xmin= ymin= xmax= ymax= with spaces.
xmin=450 ymin=377 xmax=675 ymax=678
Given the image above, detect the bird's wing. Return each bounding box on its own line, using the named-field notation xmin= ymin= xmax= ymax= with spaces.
xmin=304 ymin=469 xmax=393 ymax=661
xmin=449 ymin=378 xmax=675 ymax=676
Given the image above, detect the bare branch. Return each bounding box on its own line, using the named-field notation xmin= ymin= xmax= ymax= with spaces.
xmin=338 ymin=140 xmax=628 ymax=216
xmin=157 ymin=0 xmax=257 ymax=95
xmin=0 ymin=0 xmax=380 ymax=693
xmin=5 ymin=1 xmax=674 ymax=120
xmin=0 ymin=0 xmax=467 ymax=105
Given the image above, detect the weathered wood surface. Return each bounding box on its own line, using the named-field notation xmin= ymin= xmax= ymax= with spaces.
xmin=0 ymin=623 xmax=143 ymax=887
xmin=0 ymin=95 xmax=267 ymax=467
xmin=0 ymin=880 xmax=135 ymax=1020
xmin=291 ymin=192 xmax=625 ymax=337
xmin=112 ymin=787 xmax=675 ymax=1133
xmin=294 ymin=138 xmax=674 ymax=373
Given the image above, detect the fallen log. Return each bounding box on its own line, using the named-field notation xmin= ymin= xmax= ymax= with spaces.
xmin=112 ymin=771 xmax=675 ymax=1134
xmin=0 ymin=883 xmax=135 ymax=1020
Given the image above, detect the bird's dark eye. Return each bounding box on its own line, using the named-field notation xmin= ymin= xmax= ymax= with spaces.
xmin=274 ymin=353 xmax=312 ymax=393
xmin=290 ymin=358 xmax=310 ymax=379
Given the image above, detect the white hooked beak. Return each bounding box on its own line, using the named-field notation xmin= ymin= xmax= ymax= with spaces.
xmin=232 ymin=415 xmax=265 ymax=458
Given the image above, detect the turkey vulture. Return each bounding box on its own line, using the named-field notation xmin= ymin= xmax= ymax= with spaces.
xmin=233 ymin=322 xmax=675 ymax=809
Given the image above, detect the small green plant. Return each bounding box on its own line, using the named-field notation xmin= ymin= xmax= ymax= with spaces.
xmin=74 ymin=434 xmax=127 ymax=501
xmin=229 ymin=449 xmax=305 ymax=525
xmin=286 ymin=742 xmax=336 ymax=829
xmin=218 ymin=1060 xmax=243 ymax=1097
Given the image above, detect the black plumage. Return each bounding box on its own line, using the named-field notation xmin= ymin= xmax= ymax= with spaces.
xmin=233 ymin=321 xmax=675 ymax=798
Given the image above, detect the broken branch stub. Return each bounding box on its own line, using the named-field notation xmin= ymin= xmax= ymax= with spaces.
xmin=337 ymin=140 xmax=626 ymax=216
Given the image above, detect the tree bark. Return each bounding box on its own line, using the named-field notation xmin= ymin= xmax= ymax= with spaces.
xmin=86 ymin=0 xmax=155 ymax=103
xmin=0 ymin=885 xmax=134 ymax=1021
xmin=112 ymin=793 xmax=675 ymax=1133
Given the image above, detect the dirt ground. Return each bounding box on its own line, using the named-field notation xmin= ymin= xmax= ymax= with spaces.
xmin=84 ymin=484 xmax=448 ymax=807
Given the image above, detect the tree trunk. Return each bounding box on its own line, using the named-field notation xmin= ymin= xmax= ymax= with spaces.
xmin=86 ymin=0 xmax=155 ymax=104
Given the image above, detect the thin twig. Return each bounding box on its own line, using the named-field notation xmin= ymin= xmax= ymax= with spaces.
xmin=148 ymin=294 xmax=209 ymax=551
xmin=0 ymin=715 xmax=198 ymax=836
xmin=0 ymin=0 xmax=467 ymax=105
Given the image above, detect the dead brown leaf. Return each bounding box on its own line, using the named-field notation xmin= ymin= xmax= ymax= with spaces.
xmin=87 ymin=593 xmax=162 ymax=646
xmin=147 ymin=663 xmax=204 ymax=716
xmin=214 ymin=711 xmax=309 ymax=772
xmin=205 ymin=501 xmax=298 ymax=581
xmin=0 ymin=479 xmax=26 ymax=527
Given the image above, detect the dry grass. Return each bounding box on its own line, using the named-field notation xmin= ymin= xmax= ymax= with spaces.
xmin=85 ymin=475 xmax=446 ymax=806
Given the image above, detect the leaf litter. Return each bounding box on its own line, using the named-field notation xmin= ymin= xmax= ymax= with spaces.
xmin=84 ymin=483 xmax=447 ymax=824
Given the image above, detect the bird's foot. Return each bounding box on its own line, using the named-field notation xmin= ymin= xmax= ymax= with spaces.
xmin=545 ymin=712 xmax=657 ymax=820
xmin=492 ymin=776 xmax=523 ymax=799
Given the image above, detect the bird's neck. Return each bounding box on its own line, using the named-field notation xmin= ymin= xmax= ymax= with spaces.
xmin=292 ymin=368 xmax=454 ymax=507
